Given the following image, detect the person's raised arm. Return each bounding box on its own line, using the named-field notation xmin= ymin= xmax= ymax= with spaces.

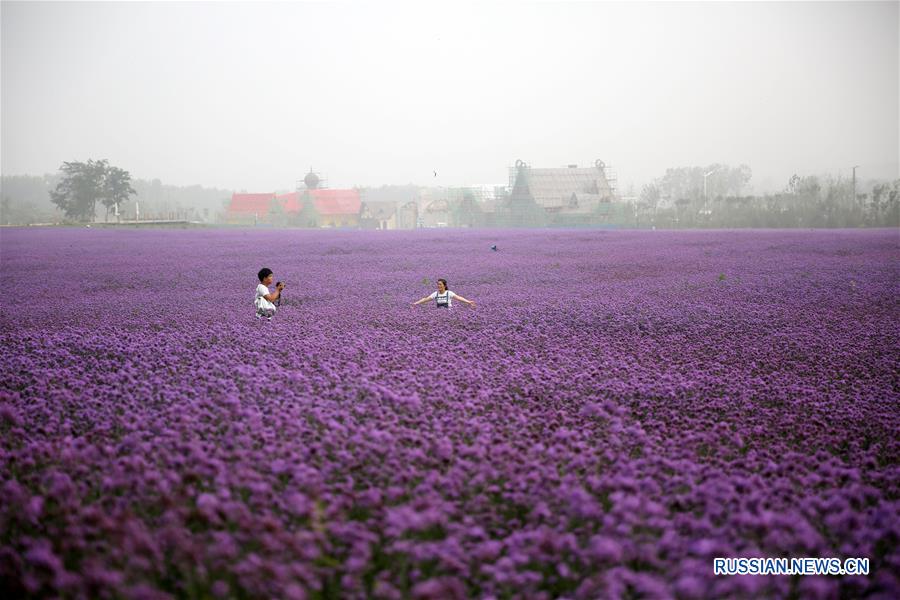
xmin=264 ymin=282 xmax=284 ymax=303
xmin=411 ymin=295 xmax=432 ymax=306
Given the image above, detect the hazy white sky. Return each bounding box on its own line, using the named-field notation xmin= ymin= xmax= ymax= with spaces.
xmin=2 ymin=1 xmax=898 ymax=193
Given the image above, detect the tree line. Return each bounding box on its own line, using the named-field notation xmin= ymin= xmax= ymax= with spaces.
xmin=638 ymin=166 xmax=898 ymax=228
xmin=1 ymin=165 xmax=231 ymax=225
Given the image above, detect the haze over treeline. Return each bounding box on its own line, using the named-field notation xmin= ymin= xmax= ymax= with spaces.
xmin=2 ymin=1 xmax=897 ymax=195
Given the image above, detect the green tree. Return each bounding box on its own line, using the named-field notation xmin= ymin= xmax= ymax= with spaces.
xmin=784 ymin=174 xmax=822 ymax=227
xmin=101 ymin=165 xmax=137 ymax=222
xmin=453 ymin=190 xmax=480 ymax=227
xmin=50 ymin=159 xmax=107 ymax=221
xmin=49 ymin=159 xmax=137 ymax=222
xmin=870 ymin=180 xmax=900 ymax=226
xmin=269 ymin=195 xmax=287 ymax=227
xmin=658 ymin=164 xmax=752 ymax=205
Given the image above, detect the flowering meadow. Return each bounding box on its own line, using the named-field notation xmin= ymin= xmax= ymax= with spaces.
xmin=1 ymin=227 xmax=898 ymax=599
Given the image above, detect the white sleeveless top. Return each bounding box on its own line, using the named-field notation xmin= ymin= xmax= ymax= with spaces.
xmin=429 ymin=290 xmax=456 ymax=308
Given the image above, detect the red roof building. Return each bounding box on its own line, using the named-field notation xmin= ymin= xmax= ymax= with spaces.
xmin=276 ymin=192 xmax=301 ymax=214
xmin=309 ymin=189 xmax=361 ymax=216
xmin=227 ymin=189 xmax=361 ymax=227
xmin=228 ymin=193 xmax=276 ymax=216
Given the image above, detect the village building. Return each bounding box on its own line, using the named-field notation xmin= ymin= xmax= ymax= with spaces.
xmin=397 ymin=201 xmax=419 ymax=230
xmin=416 ymin=186 xmax=502 ymax=228
xmin=224 ymin=163 xmax=621 ymax=228
xmin=225 ymin=192 xmax=279 ymax=225
xmin=474 ymin=197 xmax=503 ymax=227
xmin=226 ymin=170 xmax=361 ymax=228
xmin=420 ymin=197 xmax=452 ymax=228
xmin=360 ymin=200 xmax=399 ymax=230
xmin=506 ymin=159 xmax=617 ymax=226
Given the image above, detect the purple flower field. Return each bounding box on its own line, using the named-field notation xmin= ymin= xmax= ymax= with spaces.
xmin=1 ymin=227 xmax=898 ymax=599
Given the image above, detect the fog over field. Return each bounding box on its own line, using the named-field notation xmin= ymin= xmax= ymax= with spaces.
xmin=2 ymin=1 xmax=897 ymax=193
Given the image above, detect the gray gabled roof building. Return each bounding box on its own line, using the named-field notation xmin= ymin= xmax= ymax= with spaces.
xmin=508 ymin=159 xmax=615 ymax=214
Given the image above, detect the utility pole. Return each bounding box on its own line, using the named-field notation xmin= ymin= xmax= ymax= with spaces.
xmin=852 ymin=165 xmax=860 ymax=205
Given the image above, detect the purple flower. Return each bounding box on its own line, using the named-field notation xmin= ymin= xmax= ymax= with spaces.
xmin=588 ymin=536 xmax=623 ymax=563
xmin=0 ymin=228 xmax=895 ymax=597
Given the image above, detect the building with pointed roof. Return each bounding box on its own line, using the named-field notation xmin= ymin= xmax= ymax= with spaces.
xmin=506 ymin=159 xmax=617 ymax=225
xmin=225 ymin=168 xmax=361 ymax=227
xmin=227 ymin=190 xmax=360 ymax=227
xmin=227 ymin=193 xmax=278 ymax=225
xmin=360 ymin=200 xmax=399 ymax=230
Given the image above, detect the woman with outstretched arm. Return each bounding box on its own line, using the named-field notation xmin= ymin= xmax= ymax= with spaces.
xmin=411 ymin=278 xmax=476 ymax=309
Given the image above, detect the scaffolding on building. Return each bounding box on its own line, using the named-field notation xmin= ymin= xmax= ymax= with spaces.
xmin=507 ymin=158 xmax=617 ymax=206
xmin=597 ymin=159 xmax=618 ymax=200
xmin=509 ymin=159 xmax=529 ymax=190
